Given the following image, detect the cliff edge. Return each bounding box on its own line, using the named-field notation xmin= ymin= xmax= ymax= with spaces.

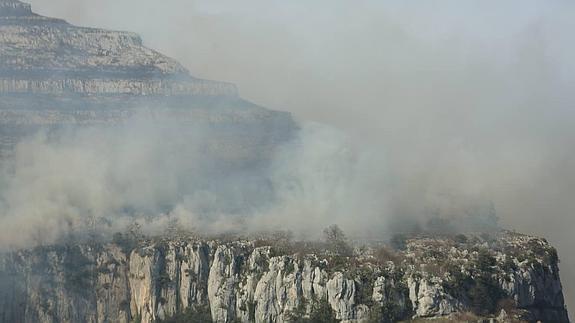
xmin=0 ymin=231 xmax=569 ymax=323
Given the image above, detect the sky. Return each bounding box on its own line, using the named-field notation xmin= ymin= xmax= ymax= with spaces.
xmin=25 ymin=0 xmax=575 ymax=316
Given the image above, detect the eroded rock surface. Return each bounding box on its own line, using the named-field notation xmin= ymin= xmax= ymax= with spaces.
xmin=0 ymin=0 xmax=235 ymax=96
xmin=0 ymin=0 xmax=296 ymax=163
xmin=0 ymin=232 xmax=569 ymax=322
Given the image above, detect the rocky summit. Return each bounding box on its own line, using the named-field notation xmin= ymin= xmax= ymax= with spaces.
xmin=0 ymin=231 xmax=570 ymax=323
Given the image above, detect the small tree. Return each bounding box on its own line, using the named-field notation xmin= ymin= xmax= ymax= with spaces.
xmin=285 ymin=298 xmax=339 ymax=323
xmin=309 ymin=298 xmax=340 ymax=323
xmin=112 ymin=221 xmax=144 ymax=255
xmin=323 ymin=225 xmax=353 ymax=257
xmin=469 ymin=249 xmax=505 ymax=316
xmin=128 ymin=221 xmax=143 ymax=241
xmin=390 ymin=234 xmax=407 ymax=251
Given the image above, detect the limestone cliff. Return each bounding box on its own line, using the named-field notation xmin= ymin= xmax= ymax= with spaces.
xmin=0 ymin=0 xmax=296 ymax=166
xmin=0 ymin=232 xmax=569 ymax=322
xmin=0 ymin=0 xmax=236 ymax=96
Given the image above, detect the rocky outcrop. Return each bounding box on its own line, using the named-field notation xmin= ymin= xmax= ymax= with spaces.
xmin=408 ymin=275 xmax=463 ymax=317
xmin=0 ymin=1 xmax=296 ymax=169
xmin=0 ymin=0 xmax=31 ymax=17
xmin=0 ymin=78 xmax=237 ymax=96
xmin=0 ymin=0 xmax=236 ymax=97
xmin=0 ymin=232 xmax=570 ymax=323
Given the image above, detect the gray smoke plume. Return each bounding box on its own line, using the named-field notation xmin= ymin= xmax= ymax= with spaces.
xmin=0 ymin=116 xmax=390 ymax=247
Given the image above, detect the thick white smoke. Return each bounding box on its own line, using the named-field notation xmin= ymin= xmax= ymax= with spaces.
xmin=0 ymin=116 xmax=393 ymax=248
xmin=0 ymin=115 xmax=209 ymax=248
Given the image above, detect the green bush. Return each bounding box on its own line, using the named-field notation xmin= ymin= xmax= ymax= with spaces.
xmin=63 ymin=245 xmax=95 ymax=296
xmin=443 ymin=249 xmax=506 ymax=316
xmin=308 ymin=298 xmax=340 ymax=323
xmin=113 ymin=232 xmax=139 ymax=255
xmin=287 ymin=298 xmax=340 ymax=323
xmin=441 ymin=251 xmax=506 ymax=316
xmin=390 ymin=234 xmax=408 ymax=251
xmin=454 ymin=234 xmax=468 ymax=244
xmin=469 ymin=274 xmax=504 ymax=315
xmin=323 ymin=225 xmax=353 ymax=257
xmin=368 ymin=301 xmax=404 ymax=323
xmin=476 ymin=249 xmax=496 ymax=271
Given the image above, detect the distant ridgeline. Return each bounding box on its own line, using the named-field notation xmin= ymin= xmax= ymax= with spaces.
xmin=0 ymin=0 xmax=296 ymax=213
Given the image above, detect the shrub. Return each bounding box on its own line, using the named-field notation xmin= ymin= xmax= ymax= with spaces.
xmin=469 ymin=274 xmax=504 ymax=315
xmin=373 ymin=246 xmax=403 ymax=265
xmin=476 ymin=249 xmax=496 ymax=271
xmin=496 ymin=298 xmax=518 ymax=313
xmin=63 ymin=245 xmax=95 ymax=296
xmin=323 ymin=225 xmax=353 ymax=257
xmin=308 ymin=298 xmax=340 ymax=323
xmin=382 ymin=301 xmax=404 ymax=322
xmin=501 ymin=257 xmax=517 ymax=272
xmin=112 ymin=232 xmax=138 ymax=255
xmin=454 ymin=234 xmax=468 ymax=244
xmin=285 ymin=300 xmax=307 ymax=322
xmin=287 ymin=298 xmax=340 ymax=323
xmin=469 ymin=250 xmax=506 ymax=316
xmin=544 ymin=247 xmax=559 ymax=265
xmin=390 ymin=234 xmax=408 ymax=251
xmin=442 ymin=267 xmax=474 ymax=300
xmin=441 ymin=248 xmax=506 ymax=316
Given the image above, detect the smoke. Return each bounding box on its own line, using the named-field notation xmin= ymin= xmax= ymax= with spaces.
xmin=0 ymin=114 xmax=212 ymax=248
xmin=16 ymin=0 xmax=575 ymax=315
xmin=246 ymin=123 xmax=389 ymax=236
xmin=0 ymin=115 xmax=390 ymax=248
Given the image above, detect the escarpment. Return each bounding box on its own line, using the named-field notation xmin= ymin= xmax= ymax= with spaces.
xmin=0 ymin=0 xmax=234 ymax=96
xmin=0 ymin=0 xmax=31 ymax=17
xmin=0 ymin=232 xmax=569 ymax=323
xmin=0 ymin=0 xmax=296 ymax=161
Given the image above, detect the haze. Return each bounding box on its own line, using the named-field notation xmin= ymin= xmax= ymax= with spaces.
xmin=26 ymin=0 xmax=575 ymax=316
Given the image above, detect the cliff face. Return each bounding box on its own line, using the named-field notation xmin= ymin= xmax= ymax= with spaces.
xmin=0 ymin=0 xmax=236 ymax=96
xmin=0 ymin=232 xmax=569 ymax=323
xmin=0 ymin=0 xmax=31 ymax=17
xmin=0 ymin=0 xmax=295 ymax=165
